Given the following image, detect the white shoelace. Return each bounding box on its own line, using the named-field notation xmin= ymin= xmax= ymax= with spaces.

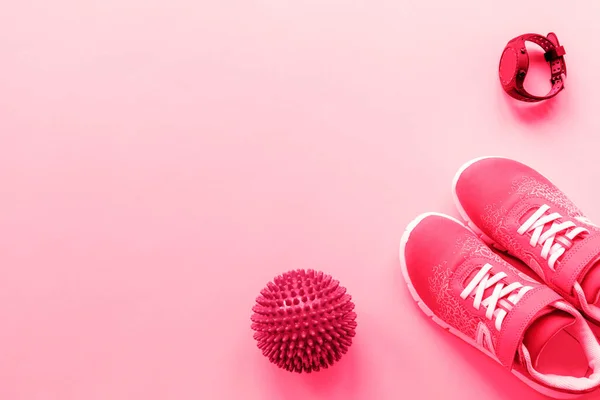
xmin=460 ymin=263 xmax=533 ymax=331
xmin=518 ymin=204 xmax=589 ymax=270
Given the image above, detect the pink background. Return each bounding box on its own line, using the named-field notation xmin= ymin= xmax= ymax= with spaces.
xmin=2 ymin=0 xmax=600 ymax=399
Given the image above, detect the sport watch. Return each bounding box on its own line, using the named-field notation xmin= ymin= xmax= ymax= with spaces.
xmin=499 ymin=32 xmax=566 ymax=102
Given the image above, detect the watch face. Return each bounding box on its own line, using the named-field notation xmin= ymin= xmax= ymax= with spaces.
xmin=499 ymin=47 xmax=518 ymax=86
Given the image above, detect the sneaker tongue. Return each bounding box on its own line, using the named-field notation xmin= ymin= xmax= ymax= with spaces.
xmin=579 ymin=257 xmax=600 ymax=304
xmin=522 ymin=307 xmax=576 ymax=368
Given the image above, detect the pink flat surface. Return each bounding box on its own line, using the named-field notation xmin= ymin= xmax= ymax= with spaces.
xmin=2 ymin=0 xmax=600 ymax=399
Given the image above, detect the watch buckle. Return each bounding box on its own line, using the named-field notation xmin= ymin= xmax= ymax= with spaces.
xmin=544 ymin=46 xmax=566 ymax=62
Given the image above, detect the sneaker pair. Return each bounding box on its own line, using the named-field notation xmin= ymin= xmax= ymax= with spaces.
xmin=400 ymin=157 xmax=600 ymax=398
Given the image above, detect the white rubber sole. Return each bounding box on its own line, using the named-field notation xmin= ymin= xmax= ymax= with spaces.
xmin=399 ymin=210 xmax=581 ymax=398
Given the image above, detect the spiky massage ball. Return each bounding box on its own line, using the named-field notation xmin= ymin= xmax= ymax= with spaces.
xmin=251 ymin=269 xmax=357 ymax=373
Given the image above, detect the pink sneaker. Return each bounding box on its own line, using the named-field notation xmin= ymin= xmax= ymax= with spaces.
xmin=453 ymin=157 xmax=600 ymax=326
xmin=400 ymin=213 xmax=600 ymax=397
